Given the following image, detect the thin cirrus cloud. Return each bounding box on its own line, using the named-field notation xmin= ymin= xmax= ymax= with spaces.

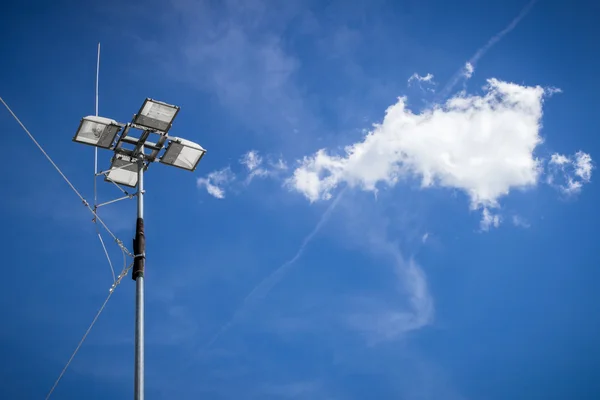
xmin=407 ymin=73 xmax=436 ymax=92
xmin=547 ymin=151 xmax=594 ymax=195
xmin=344 ymin=257 xmax=433 ymax=344
xmin=240 ymin=150 xmax=268 ymax=183
xmin=196 ymin=168 xmax=235 ymax=199
xmin=463 ymin=62 xmax=474 ymax=79
xmin=240 ymin=150 xmax=289 ymax=184
xmin=240 ymin=150 xmax=264 ymax=172
xmin=480 ymin=208 xmax=501 ymax=232
xmin=408 ymin=73 xmax=435 ymax=84
xmin=198 ymin=150 xmax=288 ymax=198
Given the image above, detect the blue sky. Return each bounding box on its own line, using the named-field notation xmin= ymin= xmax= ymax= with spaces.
xmin=1 ymin=0 xmax=599 ymax=399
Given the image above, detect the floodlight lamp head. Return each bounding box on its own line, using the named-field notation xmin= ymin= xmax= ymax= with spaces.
xmin=73 ymin=116 xmax=121 ymax=149
xmin=160 ymin=137 xmax=206 ymax=171
xmin=105 ymin=154 xmax=139 ymax=187
xmin=133 ymin=98 xmax=179 ymax=134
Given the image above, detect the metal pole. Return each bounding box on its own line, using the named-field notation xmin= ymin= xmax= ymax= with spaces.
xmin=133 ymin=150 xmax=145 ymax=400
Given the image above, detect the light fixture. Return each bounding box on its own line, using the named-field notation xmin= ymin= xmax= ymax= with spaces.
xmin=133 ymin=99 xmax=179 ymax=133
xmin=105 ymin=154 xmax=138 ymax=187
xmin=73 ymin=116 xmax=121 ymax=148
xmin=160 ymin=137 xmax=206 ymax=171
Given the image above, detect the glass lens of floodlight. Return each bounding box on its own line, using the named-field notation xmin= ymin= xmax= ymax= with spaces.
xmin=74 ymin=116 xmax=120 ymax=148
xmin=134 ymin=99 xmax=178 ymax=132
xmin=106 ymin=156 xmax=138 ymax=187
xmin=161 ymin=139 xmax=205 ymax=171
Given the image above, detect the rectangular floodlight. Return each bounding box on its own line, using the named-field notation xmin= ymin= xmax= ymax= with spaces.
xmin=133 ymin=99 xmax=179 ymax=133
xmin=73 ymin=116 xmax=121 ymax=149
xmin=105 ymin=154 xmax=139 ymax=187
xmin=160 ymin=137 xmax=206 ymax=171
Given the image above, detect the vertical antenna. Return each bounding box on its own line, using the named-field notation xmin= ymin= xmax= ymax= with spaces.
xmin=94 ymin=43 xmax=100 ymax=207
xmin=96 ymin=43 xmax=100 ymax=117
xmin=92 ymin=43 xmax=116 ymax=283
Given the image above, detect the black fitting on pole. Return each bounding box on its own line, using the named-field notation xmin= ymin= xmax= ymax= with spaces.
xmin=132 ymin=217 xmax=145 ymax=280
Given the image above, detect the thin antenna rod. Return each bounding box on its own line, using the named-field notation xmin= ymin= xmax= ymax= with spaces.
xmin=92 ymin=43 xmax=117 ymax=283
xmin=94 ymin=43 xmax=100 ymax=205
xmin=96 ymin=43 xmax=100 ymax=118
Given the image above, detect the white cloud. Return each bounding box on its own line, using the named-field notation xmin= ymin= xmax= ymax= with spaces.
xmin=550 ymin=153 xmax=570 ymax=165
xmin=198 ymin=151 xmax=291 ymax=197
xmin=548 ymin=151 xmax=593 ymax=195
xmin=240 ymin=150 xmax=292 ymax=185
xmin=197 ymin=168 xmax=235 ymax=199
xmin=564 ymin=180 xmax=583 ymax=195
xmin=240 ymin=150 xmax=270 ymax=184
xmin=289 ymin=78 xmax=551 ymax=216
xmin=240 ymin=150 xmax=263 ymax=171
xmin=480 ymin=208 xmax=500 ymax=231
xmin=574 ymin=151 xmax=593 ymax=181
xmin=269 ymin=157 xmax=288 ymax=171
xmin=421 ymin=232 xmax=429 ymax=243
xmin=463 ymin=62 xmax=474 ymax=79
xmin=408 ymin=73 xmax=435 ymax=85
xmin=408 ymin=73 xmax=436 ymax=92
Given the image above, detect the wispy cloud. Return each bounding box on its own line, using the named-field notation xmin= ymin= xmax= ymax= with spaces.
xmin=574 ymin=152 xmax=593 ymax=181
xmin=240 ymin=150 xmax=289 ymax=184
xmin=240 ymin=150 xmax=263 ymax=172
xmin=339 ymin=207 xmax=434 ymax=343
xmin=345 ymin=259 xmax=433 ymax=344
xmin=167 ymin=0 xmax=316 ymax=139
xmin=408 ymin=73 xmax=436 ymax=92
xmin=408 ymin=73 xmax=435 ymax=84
xmin=197 ymin=150 xmax=289 ymax=197
xmin=269 ymin=157 xmax=288 ymax=172
xmin=240 ymin=150 xmax=269 ymax=184
xmin=547 ymin=151 xmax=594 ymax=195
xmin=197 ymin=168 xmax=235 ymax=199
xmin=480 ymin=208 xmax=501 ymax=231
xmin=463 ymin=62 xmax=474 ymax=79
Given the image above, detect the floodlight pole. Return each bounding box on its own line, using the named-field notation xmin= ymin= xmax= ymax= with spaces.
xmin=73 ymin=96 xmax=205 ymax=400
xmin=132 ymin=148 xmax=145 ymax=400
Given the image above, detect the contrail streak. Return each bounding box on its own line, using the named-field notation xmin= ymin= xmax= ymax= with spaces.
xmin=204 ymin=189 xmax=346 ymax=348
xmin=439 ymin=0 xmax=538 ymax=99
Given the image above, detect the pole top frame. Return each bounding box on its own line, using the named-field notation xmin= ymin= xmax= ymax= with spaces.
xmin=73 ymin=98 xmax=206 ymax=190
